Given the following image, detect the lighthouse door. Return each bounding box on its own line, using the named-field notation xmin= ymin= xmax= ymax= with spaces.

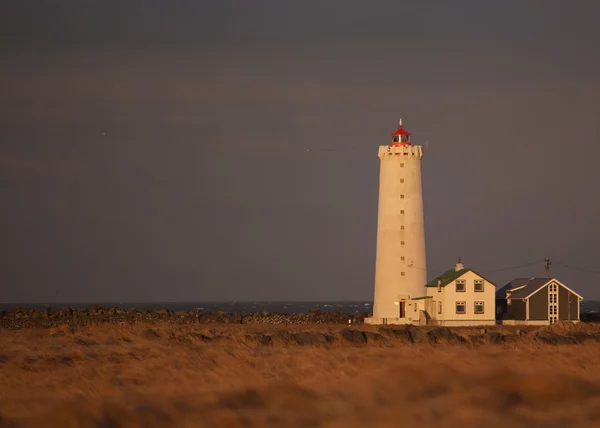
xmin=399 ymin=301 xmax=406 ymax=318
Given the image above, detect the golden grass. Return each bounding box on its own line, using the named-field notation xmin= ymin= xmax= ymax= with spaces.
xmin=1 ymin=322 xmax=600 ymax=427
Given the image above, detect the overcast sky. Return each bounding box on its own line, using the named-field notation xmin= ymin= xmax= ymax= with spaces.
xmin=1 ymin=1 xmax=600 ymax=303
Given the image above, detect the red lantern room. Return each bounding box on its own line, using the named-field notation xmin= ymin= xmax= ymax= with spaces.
xmin=390 ymin=118 xmax=411 ymax=147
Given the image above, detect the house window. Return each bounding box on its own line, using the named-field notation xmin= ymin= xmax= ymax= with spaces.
xmin=400 ymin=210 xmax=405 ymax=214
xmin=456 ymin=301 xmax=466 ymax=314
xmin=474 ymin=280 xmax=484 ymax=292
xmin=401 ymin=241 xmax=405 ymax=246
xmin=400 ymin=225 xmax=405 ymax=230
xmin=414 ymin=303 xmax=417 ymax=313
xmin=456 ymin=280 xmax=466 ymax=292
xmin=401 ymin=272 xmax=405 ymax=276
xmin=474 ymin=301 xmax=484 ymax=314
xmin=438 ymin=301 xmax=442 ymax=314
xmin=400 ymin=163 xmax=404 ymax=167
xmin=401 ymin=256 xmax=405 ymax=261
xmin=400 ymin=194 xmax=405 ymax=199
xmin=400 ymin=179 xmax=404 ymax=183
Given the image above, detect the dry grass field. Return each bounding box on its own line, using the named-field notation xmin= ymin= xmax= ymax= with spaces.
xmin=2 ymin=322 xmax=600 ymax=427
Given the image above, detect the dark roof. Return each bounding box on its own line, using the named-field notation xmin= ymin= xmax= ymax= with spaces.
xmin=498 ymin=277 xmax=553 ymax=300
xmin=508 ymin=278 xmax=553 ymax=299
xmin=495 ymin=278 xmax=533 ymax=299
xmin=425 ymin=268 xmax=469 ymax=287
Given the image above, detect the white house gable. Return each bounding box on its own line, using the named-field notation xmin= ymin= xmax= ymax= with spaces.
xmin=426 ymin=268 xmax=497 ymax=327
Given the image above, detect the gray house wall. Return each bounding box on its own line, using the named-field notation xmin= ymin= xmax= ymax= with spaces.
xmin=507 ymin=299 xmax=526 ymax=320
xmin=559 ymin=286 xmax=579 ymax=321
xmin=528 ymin=286 xmax=548 ymax=320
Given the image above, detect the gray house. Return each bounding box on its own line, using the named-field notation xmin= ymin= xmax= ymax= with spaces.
xmin=496 ymin=277 xmax=583 ymax=325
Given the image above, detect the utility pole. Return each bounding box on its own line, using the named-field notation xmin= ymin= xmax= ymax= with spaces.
xmin=545 ymin=258 xmax=552 ymax=277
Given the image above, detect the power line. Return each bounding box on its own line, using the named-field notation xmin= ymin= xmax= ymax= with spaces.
xmin=408 ymin=259 xmax=600 ymax=278
xmin=554 ymin=262 xmax=600 ymax=275
xmin=408 ymin=260 xmax=543 ymax=277
xmin=479 ymin=260 xmax=544 ymax=274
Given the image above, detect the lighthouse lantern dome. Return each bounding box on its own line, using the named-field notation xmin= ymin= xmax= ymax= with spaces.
xmin=390 ymin=118 xmax=411 ymax=146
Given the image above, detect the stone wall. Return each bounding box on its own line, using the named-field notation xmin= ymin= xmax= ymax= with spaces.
xmin=0 ymin=306 xmax=369 ymax=329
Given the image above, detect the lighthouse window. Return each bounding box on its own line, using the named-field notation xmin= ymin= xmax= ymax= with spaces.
xmin=392 ymin=136 xmax=400 ymax=143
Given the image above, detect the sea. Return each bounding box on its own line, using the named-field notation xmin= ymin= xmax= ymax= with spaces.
xmin=1 ymin=300 xmax=600 ymax=315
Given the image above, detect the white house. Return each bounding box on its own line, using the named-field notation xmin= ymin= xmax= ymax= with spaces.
xmin=421 ymin=258 xmax=497 ymax=327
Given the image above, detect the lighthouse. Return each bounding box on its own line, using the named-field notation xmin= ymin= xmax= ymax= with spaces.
xmin=365 ymin=119 xmax=427 ymax=325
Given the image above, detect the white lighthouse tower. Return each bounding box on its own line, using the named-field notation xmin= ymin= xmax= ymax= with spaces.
xmin=365 ymin=119 xmax=427 ymax=325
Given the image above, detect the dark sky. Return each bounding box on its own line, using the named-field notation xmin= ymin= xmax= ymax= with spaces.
xmin=1 ymin=1 xmax=600 ymax=303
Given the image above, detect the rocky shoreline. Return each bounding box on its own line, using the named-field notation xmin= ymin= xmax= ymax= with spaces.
xmin=0 ymin=305 xmax=368 ymax=329
xmin=163 ymin=325 xmax=600 ymax=346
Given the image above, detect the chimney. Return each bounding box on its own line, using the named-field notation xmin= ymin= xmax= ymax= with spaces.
xmin=455 ymin=257 xmax=464 ymax=272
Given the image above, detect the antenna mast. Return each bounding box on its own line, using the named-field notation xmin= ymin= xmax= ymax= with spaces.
xmin=544 ymin=258 xmax=552 ymax=277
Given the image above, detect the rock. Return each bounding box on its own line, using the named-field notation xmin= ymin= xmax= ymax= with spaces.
xmin=501 ymin=334 xmax=519 ymax=343
xmin=570 ymin=332 xmax=595 ymax=343
xmin=339 ymin=328 xmax=367 ymax=344
xmin=142 ymin=328 xmax=160 ymax=339
xmin=484 ymin=332 xmax=504 ymax=344
xmin=378 ymin=328 xmax=413 ymax=344
xmin=270 ymin=331 xmax=297 ymax=345
xmin=258 ymin=334 xmax=272 ymax=345
xmin=74 ymin=337 xmax=98 ymax=346
xmin=469 ymin=335 xmax=485 ymax=345
xmin=363 ymin=331 xmax=386 ymax=344
xmin=535 ymin=332 xmax=577 ymax=345
xmin=295 ymin=332 xmax=328 ymax=345
xmin=427 ymin=327 xmax=466 ymax=344
xmin=405 ymin=325 xmax=431 ymax=344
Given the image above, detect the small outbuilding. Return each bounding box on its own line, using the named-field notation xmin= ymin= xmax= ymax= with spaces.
xmin=496 ymin=277 xmax=583 ymax=325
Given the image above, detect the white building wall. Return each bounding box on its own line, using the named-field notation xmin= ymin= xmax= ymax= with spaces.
xmin=371 ymin=145 xmax=427 ymax=321
xmin=426 ymin=271 xmax=497 ymax=326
